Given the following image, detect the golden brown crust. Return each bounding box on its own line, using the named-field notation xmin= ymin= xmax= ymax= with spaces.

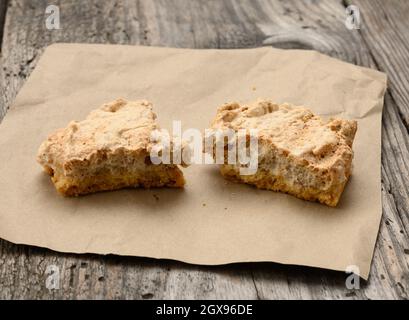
xmin=211 ymin=100 xmax=358 ymax=207
xmin=50 ymin=163 xmax=185 ymax=196
xmin=37 ymin=99 xmax=185 ymax=196
xmin=220 ymin=165 xmax=348 ymax=207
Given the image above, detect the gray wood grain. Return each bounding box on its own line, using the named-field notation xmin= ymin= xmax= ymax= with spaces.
xmin=0 ymin=0 xmax=408 ymax=299
xmin=353 ymin=0 xmax=409 ymax=299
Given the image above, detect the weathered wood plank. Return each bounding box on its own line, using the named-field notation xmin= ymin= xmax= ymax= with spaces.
xmin=354 ymin=0 xmax=409 ymax=128
xmin=0 ymin=0 xmax=407 ymax=299
xmin=352 ymin=0 xmax=409 ymax=299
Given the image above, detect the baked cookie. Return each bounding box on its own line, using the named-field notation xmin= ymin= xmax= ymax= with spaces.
xmin=37 ymin=99 xmax=185 ymax=196
xmin=210 ymin=100 xmax=357 ymax=207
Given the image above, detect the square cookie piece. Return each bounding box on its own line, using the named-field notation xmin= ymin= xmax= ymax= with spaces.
xmin=37 ymin=99 xmax=185 ymax=196
xmin=210 ymin=100 xmax=357 ymax=206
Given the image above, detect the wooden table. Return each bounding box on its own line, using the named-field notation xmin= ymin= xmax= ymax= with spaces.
xmin=0 ymin=0 xmax=408 ymax=300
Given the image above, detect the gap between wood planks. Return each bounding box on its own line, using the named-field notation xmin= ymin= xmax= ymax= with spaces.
xmin=0 ymin=0 xmax=8 ymax=52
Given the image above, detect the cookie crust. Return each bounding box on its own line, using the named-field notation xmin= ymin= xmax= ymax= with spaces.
xmin=37 ymin=99 xmax=185 ymax=196
xmin=210 ymin=100 xmax=357 ymax=206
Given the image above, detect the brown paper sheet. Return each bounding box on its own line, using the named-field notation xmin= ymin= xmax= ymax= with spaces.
xmin=0 ymin=44 xmax=387 ymax=279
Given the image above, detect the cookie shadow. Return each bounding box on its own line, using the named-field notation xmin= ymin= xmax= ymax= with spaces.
xmin=36 ymin=171 xmax=188 ymax=214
